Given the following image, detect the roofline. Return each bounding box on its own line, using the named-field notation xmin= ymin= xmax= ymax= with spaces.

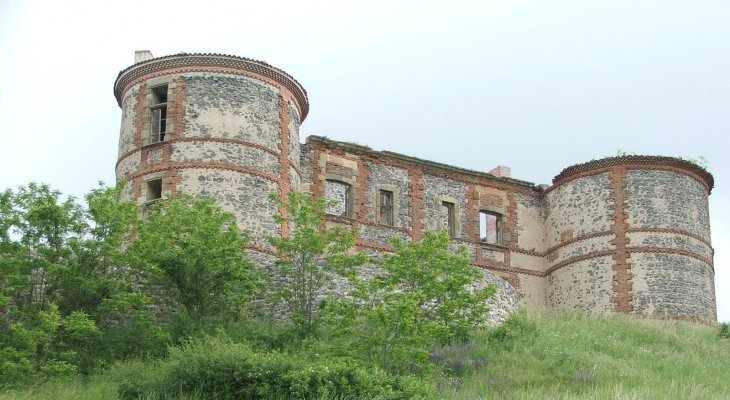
xmin=113 ymin=52 xmax=309 ymax=121
xmin=305 ymin=135 xmax=541 ymax=191
xmin=552 ymin=155 xmax=714 ymax=193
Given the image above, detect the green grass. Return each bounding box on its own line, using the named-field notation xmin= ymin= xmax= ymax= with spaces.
xmin=437 ymin=312 xmax=730 ymax=399
xmin=3 ymin=312 xmax=728 ymax=400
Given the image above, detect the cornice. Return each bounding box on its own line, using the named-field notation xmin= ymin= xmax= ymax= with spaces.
xmin=552 ymin=155 xmax=714 ymax=193
xmin=114 ymin=52 xmax=309 ymax=121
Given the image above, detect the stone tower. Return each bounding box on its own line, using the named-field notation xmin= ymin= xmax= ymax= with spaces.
xmin=545 ymin=157 xmax=715 ymax=322
xmin=113 ymin=52 xmax=308 ymax=261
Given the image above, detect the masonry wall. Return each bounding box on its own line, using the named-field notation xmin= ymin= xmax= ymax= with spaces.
xmin=115 ymin=55 xmax=716 ymax=324
xmin=115 ymin=59 xmax=306 ymax=257
xmin=624 ymin=169 xmax=715 ymax=321
xmin=544 ymin=173 xmax=616 ymax=313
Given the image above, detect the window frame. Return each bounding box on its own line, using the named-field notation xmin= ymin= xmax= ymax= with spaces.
xmin=377 ymin=189 xmax=394 ymax=226
xmin=479 ymin=210 xmax=503 ymax=246
xmin=442 ymin=200 xmax=457 ymax=237
xmin=325 ymin=179 xmax=353 ymax=219
xmin=147 ymin=84 xmax=169 ymax=145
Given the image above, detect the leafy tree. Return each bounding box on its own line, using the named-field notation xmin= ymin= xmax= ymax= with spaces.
xmin=51 ymin=182 xmax=141 ymax=319
xmin=345 ymin=231 xmax=495 ymax=373
xmin=0 ymin=183 xmax=143 ymax=383
xmin=267 ymin=192 xmax=366 ymax=338
xmin=129 ymin=194 xmax=260 ymax=322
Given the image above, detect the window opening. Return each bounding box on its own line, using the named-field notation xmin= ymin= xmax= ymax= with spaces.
xmin=378 ymin=190 xmax=394 ymax=226
xmin=325 ymin=180 xmax=351 ymax=218
xmin=146 ymin=179 xmax=163 ymax=202
xmin=149 ymin=85 xmax=168 ymax=144
xmin=480 ymin=211 xmax=501 ymax=245
xmin=441 ymin=201 xmax=456 ymax=237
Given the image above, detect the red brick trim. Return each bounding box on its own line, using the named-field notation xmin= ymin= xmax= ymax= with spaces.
xmin=123 ymin=163 xmax=278 ymax=184
xmin=116 ymin=137 xmax=281 ymax=171
xmin=133 ymin=83 xmax=147 ymax=148
xmin=114 ymin=54 xmax=309 ymax=121
xmin=247 ymin=244 xmax=278 ymax=256
xmin=356 ymin=159 xmax=369 ymax=225
xmin=609 ymin=166 xmax=633 ymax=313
xmin=466 ymin=184 xmax=479 ymax=245
xmin=545 ymin=231 xmax=615 ymax=257
xmin=511 ymin=248 xmax=543 ymax=257
xmin=626 ymin=228 xmax=712 ymax=249
xmin=305 ymin=136 xmax=542 ymax=197
xmin=408 ymin=166 xmax=424 ymax=241
xmin=277 ymin=95 xmax=292 ymax=237
xmin=549 ymin=161 xmax=713 ymax=194
xmin=627 ymin=247 xmax=713 ymax=269
xmin=357 ymin=220 xmax=410 ymax=234
xmin=356 ymin=240 xmax=397 ymax=253
xmin=545 ymin=251 xmax=615 ymax=275
xmin=169 ymin=77 xmax=187 ymax=139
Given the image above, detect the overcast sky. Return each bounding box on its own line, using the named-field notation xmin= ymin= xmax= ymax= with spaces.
xmin=1 ymin=0 xmax=728 ymax=321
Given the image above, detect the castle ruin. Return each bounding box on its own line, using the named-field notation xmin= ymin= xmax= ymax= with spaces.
xmin=114 ymin=51 xmax=716 ymax=323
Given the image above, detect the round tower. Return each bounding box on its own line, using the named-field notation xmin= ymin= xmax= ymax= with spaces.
xmin=114 ymin=52 xmax=308 ymax=259
xmin=544 ymin=156 xmax=715 ymax=322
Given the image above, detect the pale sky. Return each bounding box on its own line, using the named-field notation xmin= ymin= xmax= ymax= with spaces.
xmin=1 ymin=0 xmax=728 ymax=321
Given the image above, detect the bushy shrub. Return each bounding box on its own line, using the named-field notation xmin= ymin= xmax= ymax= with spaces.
xmin=719 ymin=322 xmax=730 ymax=339
xmin=115 ymin=336 xmax=436 ymax=400
xmin=488 ymin=311 xmax=539 ymax=349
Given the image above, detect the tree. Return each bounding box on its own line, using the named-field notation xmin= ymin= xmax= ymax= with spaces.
xmin=347 ymin=231 xmax=496 ymax=373
xmin=129 ymin=194 xmax=261 ymax=321
xmin=0 ymin=183 xmax=130 ymax=386
xmin=267 ymin=192 xmax=366 ymax=338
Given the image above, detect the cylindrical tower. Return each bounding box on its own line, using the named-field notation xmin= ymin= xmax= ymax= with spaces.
xmin=544 ymin=156 xmax=715 ymax=322
xmin=114 ymin=52 xmax=308 ymax=260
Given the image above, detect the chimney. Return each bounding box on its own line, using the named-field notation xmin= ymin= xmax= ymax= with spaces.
xmin=488 ymin=165 xmax=511 ymax=178
xmin=134 ymin=50 xmax=154 ymax=64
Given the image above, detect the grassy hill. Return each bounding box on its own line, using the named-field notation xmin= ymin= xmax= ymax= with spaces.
xmin=3 ymin=312 xmax=729 ymax=400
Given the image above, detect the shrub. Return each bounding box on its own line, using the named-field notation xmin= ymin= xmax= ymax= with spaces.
xmin=488 ymin=311 xmax=539 ymax=349
xmin=116 ymin=336 xmax=436 ymax=400
xmin=719 ymin=322 xmax=730 ymax=339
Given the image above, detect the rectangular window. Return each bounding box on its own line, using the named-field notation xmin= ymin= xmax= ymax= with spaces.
xmin=325 ymin=180 xmax=352 ymax=218
xmin=149 ymin=85 xmax=168 ymax=144
xmin=378 ymin=190 xmax=394 ymax=226
xmin=442 ymin=201 xmax=456 ymax=237
xmin=146 ymin=178 xmax=163 ymax=202
xmin=480 ymin=211 xmax=501 ymax=245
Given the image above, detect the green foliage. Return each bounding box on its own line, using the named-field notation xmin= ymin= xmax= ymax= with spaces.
xmin=718 ymin=322 xmax=730 ymax=339
xmin=0 ymin=183 xmax=139 ymax=386
xmin=115 ymin=336 xmax=436 ymax=400
xmin=488 ymin=310 xmax=539 ymax=349
xmin=0 ymin=304 xmax=99 ymax=389
xmin=267 ymin=192 xmax=366 ymax=338
xmin=129 ymin=194 xmax=261 ymax=321
xmin=340 ymin=231 xmax=495 ymax=374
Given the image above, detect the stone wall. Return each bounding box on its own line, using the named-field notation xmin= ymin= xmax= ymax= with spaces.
xmin=114 ymin=54 xmax=716 ymax=324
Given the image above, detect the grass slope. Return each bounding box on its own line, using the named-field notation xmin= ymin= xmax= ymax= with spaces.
xmin=3 ymin=312 xmax=728 ymax=400
xmin=438 ymin=313 xmax=730 ymax=399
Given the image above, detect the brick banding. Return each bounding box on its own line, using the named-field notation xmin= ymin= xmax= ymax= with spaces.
xmin=114 ymin=53 xmax=309 ymax=121
xmin=123 ymin=163 xmax=279 ymax=184
xmin=551 ymin=156 xmax=713 ymax=194
xmin=116 ymin=137 xmax=282 ymax=171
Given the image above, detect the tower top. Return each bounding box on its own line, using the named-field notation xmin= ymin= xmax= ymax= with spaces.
xmin=114 ymin=52 xmax=309 ymax=121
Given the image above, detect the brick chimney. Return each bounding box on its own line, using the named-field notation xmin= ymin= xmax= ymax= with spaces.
xmin=488 ymin=165 xmax=511 ymax=178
